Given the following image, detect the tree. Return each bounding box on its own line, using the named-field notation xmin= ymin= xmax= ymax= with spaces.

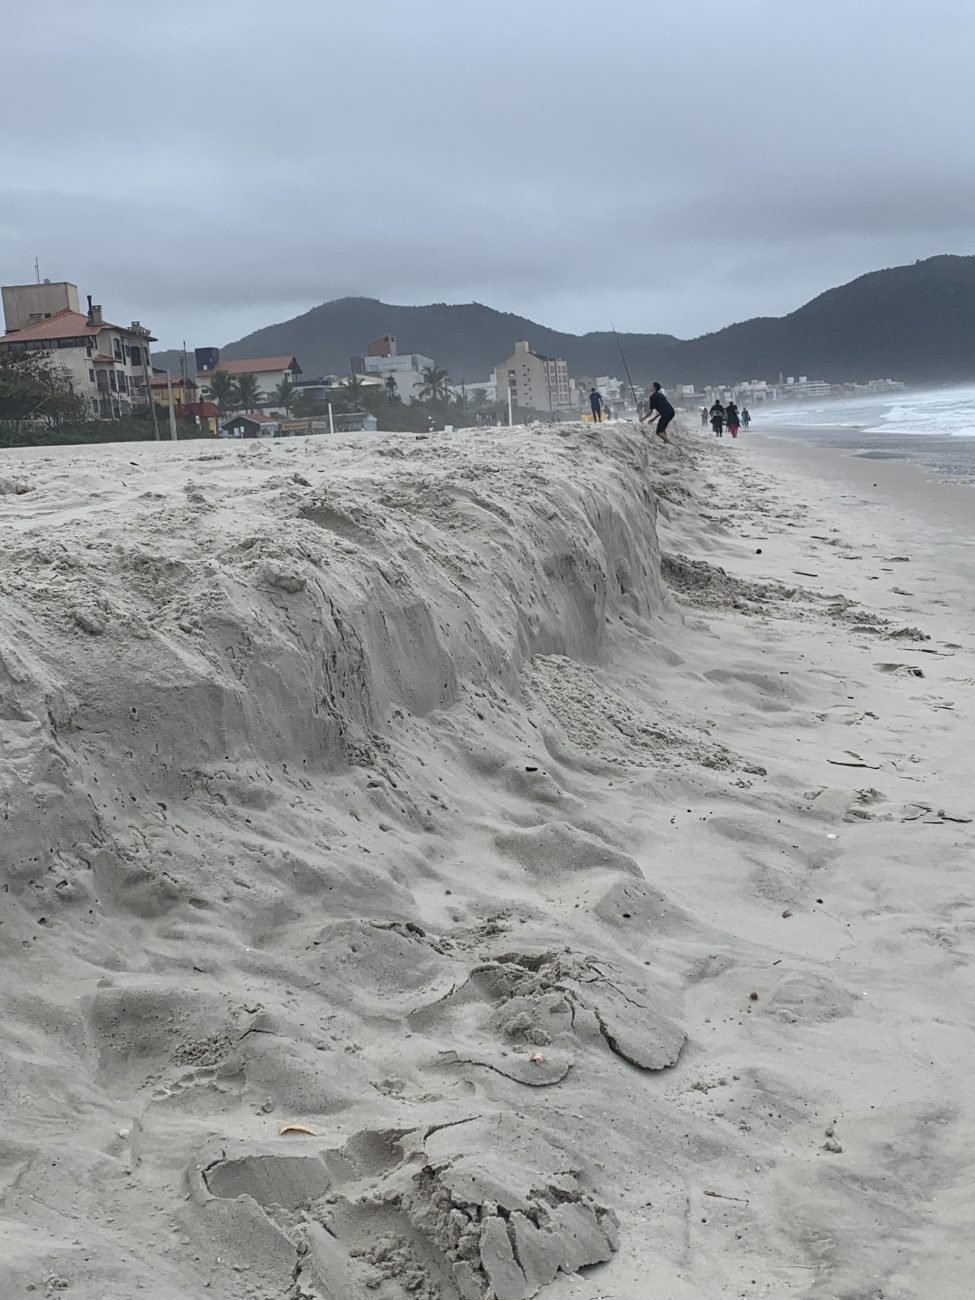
xmin=273 ymin=378 xmax=296 ymax=416
xmin=384 ymin=374 xmax=399 ymax=402
xmin=235 ymin=373 xmax=261 ymax=410
xmin=0 ymin=353 xmax=85 ymax=432
xmin=202 ymin=369 xmax=239 ymax=414
xmin=413 ymin=365 xmax=450 ymax=403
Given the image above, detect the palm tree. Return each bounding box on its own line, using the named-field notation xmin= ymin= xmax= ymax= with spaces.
xmin=235 ymin=373 xmax=261 ymax=410
xmin=202 ymin=369 xmax=239 ymax=414
xmin=384 ymin=374 xmax=399 ymax=402
xmin=273 ymin=378 xmax=296 ymax=416
xmin=413 ymin=365 xmax=450 ymax=403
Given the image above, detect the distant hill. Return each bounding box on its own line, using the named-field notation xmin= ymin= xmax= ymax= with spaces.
xmin=153 ymin=299 xmax=677 ymax=384
xmin=153 ymin=255 xmax=975 ymax=388
xmin=662 ymin=254 xmax=975 ymax=385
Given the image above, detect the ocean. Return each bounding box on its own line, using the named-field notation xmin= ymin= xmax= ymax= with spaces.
xmin=751 ymin=385 xmax=975 ymax=485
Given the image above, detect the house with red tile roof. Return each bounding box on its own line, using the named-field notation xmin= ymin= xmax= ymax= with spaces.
xmin=196 ymin=354 xmax=302 ymax=411
xmin=0 ymin=280 xmax=156 ymax=419
xmin=191 ymin=353 xmax=297 ymax=408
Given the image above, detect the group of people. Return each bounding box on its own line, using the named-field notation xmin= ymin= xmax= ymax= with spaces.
xmin=702 ymin=401 xmax=750 ymax=438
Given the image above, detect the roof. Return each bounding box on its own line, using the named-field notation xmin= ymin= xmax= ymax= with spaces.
xmin=149 ymin=374 xmax=196 ymax=388
xmin=175 ymin=401 xmax=218 ymax=418
xmin=225 ymin=411 xmax=279 ymax=424
xmin=92 ymin=354 xmax=119 ymax=364
xmin=0 ymin=307 xmax=156 ymax=345
xmin=198 ymin=356 xmax=299 ymax=376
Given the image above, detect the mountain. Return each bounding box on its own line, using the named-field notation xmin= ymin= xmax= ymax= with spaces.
xmin=153 ymin=255 xmax=975 ymax=388
xmin=153 ymin=299 xmax=678 ymax=384
xmin=662 ymin=254 xmax=975 ymax=385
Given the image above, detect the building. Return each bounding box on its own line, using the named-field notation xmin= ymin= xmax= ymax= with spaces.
xmin=223 ymin=411 xmax=282 ymax=438
xmin=449 ymin=377 xmax=497 ymax=404
xmin=494 ymin=340 xmax=571 ymax=413
xmin=2 ymin=279 xmax=81 ymax=333
xmin=350 ymin=335 xmax=435 ymax=403
xmin=175 ymin=400 xmax=219 ymax=436
xmin=779 ymin=376 xmax=832 ymax=399
xmin=293 ymin=376 xmax=339 ymax=402
xmin=149 ymin=373 xmax=197 ymax=406
xmin=0 ymin=282 xmax=155 ymax=418
xmin=195 ymin=353 xmax=302 ymax=408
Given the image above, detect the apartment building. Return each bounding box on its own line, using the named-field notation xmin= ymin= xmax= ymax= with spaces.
xmin=350 ymin=335 xmax=435 ymax=403
xmin=494 ymin=340 xmax=571 ymax=412
xmin=0 ymin=281 xmax=155 ymax=418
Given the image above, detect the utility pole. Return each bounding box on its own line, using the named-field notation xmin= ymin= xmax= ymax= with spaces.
xmin=139 ymin=332 xmax=161 ymax=440
xmin=507 ymin=384 xmax=513 ymax=427
xmin=34 ymin=257 xmax=40 ymax=284
xmin=166 ymin=371 xmax=178 ymax=439
xmin=327 ymin=401 xmax=335 ymax=435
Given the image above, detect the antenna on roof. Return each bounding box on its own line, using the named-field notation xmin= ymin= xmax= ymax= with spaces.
xmin=34 ymin=257 xmax=40 ymax=284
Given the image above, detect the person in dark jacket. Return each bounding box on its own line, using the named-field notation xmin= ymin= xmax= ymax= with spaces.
xmin=741 ymin=407 xmax=751 ymax=428
xmin=725 ymin=401 xmax=740 ymax=438
xmin=641 ymin=382 xmax=675 ymax=443
xmin=589 ymin=388 xmax=603 ymax=422
xmin=709 ymin=401 xmax=725 ymax=436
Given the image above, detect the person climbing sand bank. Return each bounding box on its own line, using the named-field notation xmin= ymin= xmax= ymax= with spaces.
xmin=641 ymin=382 xmax=675 ymax=444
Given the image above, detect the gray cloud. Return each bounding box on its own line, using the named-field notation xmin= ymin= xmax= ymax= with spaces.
xmin=3 ymin=0 xmax=975 ymax=350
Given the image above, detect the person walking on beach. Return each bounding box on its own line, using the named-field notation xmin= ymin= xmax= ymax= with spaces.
xmin=701 ymin=405 xmax=709 ymax=427
xmin=725 ymin=401 xmax=741 ymax=439
xmin=641 ymin=381 xmax=675 ymax=444
xmin=741 ymin=407 xmax=751 ymax=428
xmin=709 ymin=401 xmax=725 ymax=436
xmin=589 ymin=388 xmax=604 ymax=422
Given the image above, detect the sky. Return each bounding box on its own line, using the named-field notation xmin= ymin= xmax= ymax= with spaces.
xmin=3 ymin=0 xmax=975 ymax=353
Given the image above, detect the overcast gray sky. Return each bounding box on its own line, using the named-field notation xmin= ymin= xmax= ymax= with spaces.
xmin=3 ymin=0 xmax=974 ymax=351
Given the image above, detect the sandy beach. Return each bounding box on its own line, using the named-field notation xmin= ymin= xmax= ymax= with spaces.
xmin=0 ymin=419 xmax=972 ymax=1300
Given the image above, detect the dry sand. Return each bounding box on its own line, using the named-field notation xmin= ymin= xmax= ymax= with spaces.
xmin=0 ymin=420 xmax=972 ymax=1299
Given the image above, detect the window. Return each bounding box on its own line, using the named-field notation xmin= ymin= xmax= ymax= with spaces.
xmin=113 ymin=339 xmax=122 ymax=359
xmin=130 ymin=345 xmax=142 ymax=367
xmin=89 ymin=368 xmax=95 ymax=382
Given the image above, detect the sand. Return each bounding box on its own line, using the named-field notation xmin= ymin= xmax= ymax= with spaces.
xmin=0 ymin=420 xmax=972 ymax=1299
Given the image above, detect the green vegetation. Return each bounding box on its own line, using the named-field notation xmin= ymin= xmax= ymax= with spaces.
xmin=0 ymin=353 xmax=209 ymax=447
xmin=413 ymin=365 xmax=450 ymax=402
xmin=201 ymin=369 xmax=238 ymax=415
xmin=0 ymin=353 xmax=87 ymax=434
xmin=273 ymin=378 xmax=296 ymax=416
xmin=235 ymin=373 xmax=261 ymax=409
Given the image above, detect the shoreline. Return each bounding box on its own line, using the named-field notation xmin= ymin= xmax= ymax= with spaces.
xmin=0 ymin=421 xmax=972 ymax=1298
xmin=745 ymin=415 xmax=975 ymax=488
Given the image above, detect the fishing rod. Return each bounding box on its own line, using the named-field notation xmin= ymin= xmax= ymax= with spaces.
xmin=610 ymin=320 xmax=642 ymax=417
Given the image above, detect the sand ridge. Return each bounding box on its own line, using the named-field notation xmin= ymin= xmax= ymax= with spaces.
xmin=0 ymin=421 xmax=972 ymax=1298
